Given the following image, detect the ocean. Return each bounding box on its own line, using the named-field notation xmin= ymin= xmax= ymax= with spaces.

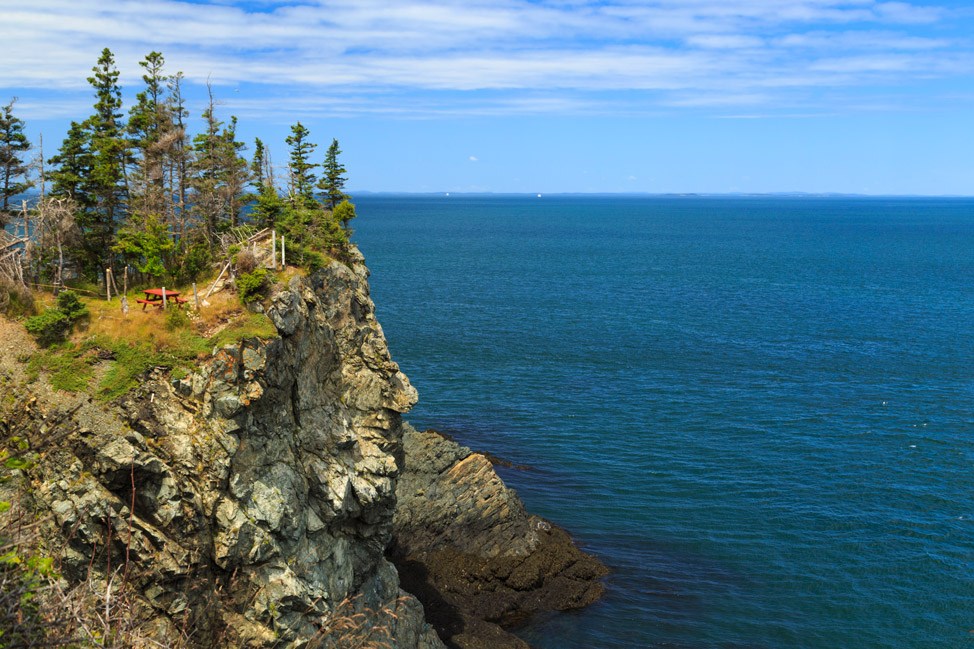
xmin=352 ymin=194 xmax=974 ymax=649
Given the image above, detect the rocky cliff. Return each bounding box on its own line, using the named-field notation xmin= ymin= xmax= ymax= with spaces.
xmin=0 ymin=249 xmax=605 ymax=648
xmin=392 ymin=426 xmax=608 ymax=649
xmin=2 ymin=252 xmax=443 ymax=647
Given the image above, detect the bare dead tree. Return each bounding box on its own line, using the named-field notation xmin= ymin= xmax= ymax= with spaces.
xmin=31 ymin=196 xmax=79 ymax=291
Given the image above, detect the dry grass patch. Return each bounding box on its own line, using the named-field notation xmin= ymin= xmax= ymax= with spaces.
xmin=22 ymin=283 xmax=279 ymax=401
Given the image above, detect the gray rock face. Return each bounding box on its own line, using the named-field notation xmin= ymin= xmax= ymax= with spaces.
xmin=26 ymin=256 xmax=443 ymax=648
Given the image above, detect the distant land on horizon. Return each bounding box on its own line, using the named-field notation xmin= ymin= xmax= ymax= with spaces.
xmin=7 ymin=190 xmax=974 ymax=207
xmin=350 ymin=191 xmax=974 ymax=199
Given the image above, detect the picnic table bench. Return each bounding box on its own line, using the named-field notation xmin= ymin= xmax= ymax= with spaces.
xmin=138 ymin=288 xmax=188 ymax=310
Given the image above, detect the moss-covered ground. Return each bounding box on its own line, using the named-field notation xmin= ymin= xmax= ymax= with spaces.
xmin=21 ymin=280 xmax=280 ymax=401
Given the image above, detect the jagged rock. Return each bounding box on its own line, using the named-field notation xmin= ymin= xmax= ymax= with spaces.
xmin=392 ymin=425 xmax=608 ymax=649
xmin=12 ymin=254 xmax=444 ymax=648
xmin=3 ymin=247 xmax=606 ymax=649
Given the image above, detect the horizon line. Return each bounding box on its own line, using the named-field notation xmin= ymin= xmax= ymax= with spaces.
xmin=350 ymin=190 xmax=974 ymax=198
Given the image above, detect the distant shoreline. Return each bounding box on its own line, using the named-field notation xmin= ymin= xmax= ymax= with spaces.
xmin=350 ymin=191 xmax=974 ymax=199
xmin=10 ymin=190 xmax=972 ymax=203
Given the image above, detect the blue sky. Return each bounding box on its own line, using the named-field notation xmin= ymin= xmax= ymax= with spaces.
xmin=1 ymin=0 xmax=973 ymax=194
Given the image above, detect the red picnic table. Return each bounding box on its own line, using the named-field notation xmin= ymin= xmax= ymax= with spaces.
xmin=137 ymin=288 xmax=189 ymax=310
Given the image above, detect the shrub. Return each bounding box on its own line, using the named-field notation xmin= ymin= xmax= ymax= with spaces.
xmin=303 ymin=249 xmax=327 ymax=272
xmin=235 ymin=248 xmax=257 ymax=275
xmin=237 ymin=268 xmax=269 ymax=304
xmin=23 ymin=291 xmax=88 ymax=346
xmin=55 ymin=290 xmax=87 ymax=321
xmin=178 ymin=238 xmax=212 ymax=284
xmin=24 ymin=309 xmax=71 ymax=346
xmin=0 ymin=278 xmax=34 ymax=317
xmin=165 ymin=306 xmax=191 ymax=331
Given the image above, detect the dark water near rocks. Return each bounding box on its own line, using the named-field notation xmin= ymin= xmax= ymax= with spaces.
xmin=352 ymin=194 xmax=974 ymax=649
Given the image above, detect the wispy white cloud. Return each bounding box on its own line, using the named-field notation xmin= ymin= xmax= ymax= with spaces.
xmin=0 ymin=0 xmax=970 ymax=118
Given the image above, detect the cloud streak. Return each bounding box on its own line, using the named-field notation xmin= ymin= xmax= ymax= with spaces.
xmin=0 ymin=0 xmax=971 ymax=118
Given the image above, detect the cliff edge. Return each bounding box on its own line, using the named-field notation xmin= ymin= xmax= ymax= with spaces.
xmin=2 ymin=252 xmax=443 ymax=647
xmin=0 ymin=249 xmax=606 ymax=648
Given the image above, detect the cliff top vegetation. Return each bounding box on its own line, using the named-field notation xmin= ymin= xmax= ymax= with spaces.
xmin=0 ymin=47 xmax=357 ymax=327
xmin=0 ymin=47 xmax=362 ymax=399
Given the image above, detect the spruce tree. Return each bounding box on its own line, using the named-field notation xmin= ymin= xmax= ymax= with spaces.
xmin=319 ymin=138 xmax=348 ymax=210
xmin=191 ymin=88 xmax=249 ymax=243
xmin=48 ymin=121 xmax=93 ymax=205
xmin=251 ymin=137 xmax=267 ymax=191
xmin=166 ymin=71 xmax=192 ymax=245
xmin=191 ymin=87 xmax=225 ymax=244
xmin=250 ymin=137 xmax=283 ymax=229
xmin=84 ymin=48 xmax=129 ymax=276
xmin=285 ymin=122 xmax=317 ymax=206
xmin=47 ymin=48 xmax=131 ymax=278
xmin=128 ymin=51 xmax=172 ymax=218
xmin=0 ymin=99 xmax=32 ymax=223
xmin=219 ymin=116 xmax=250 ymax=229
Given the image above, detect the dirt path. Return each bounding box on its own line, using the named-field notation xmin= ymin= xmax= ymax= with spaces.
xmin=0 ymin=316 xmax=92 ymax=418
xmin=0 ymin=316 xmax=35 ymax=386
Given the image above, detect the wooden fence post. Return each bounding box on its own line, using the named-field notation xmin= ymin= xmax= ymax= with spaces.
xmin=204 ymin=261 xmax=231 ymax=300
xmin=162 ymin=286 xmax=167 ymax=309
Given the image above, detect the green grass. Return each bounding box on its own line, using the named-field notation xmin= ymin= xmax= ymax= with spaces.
xmin=94 ymin=339 xmax=171 ymax=401
xmin=26 ymin=344 xmax=96 ymax=392
xmin=93 ymin=315 xmax=278 ymax=401
xmin=208 ymin=312 xmax=278 ymax=349
xmin=24 ymin=309 xmax=278 ymax=401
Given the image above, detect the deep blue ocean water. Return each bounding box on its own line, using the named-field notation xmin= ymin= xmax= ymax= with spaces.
xmin=352 ymin=195 xmax=974 ymax=649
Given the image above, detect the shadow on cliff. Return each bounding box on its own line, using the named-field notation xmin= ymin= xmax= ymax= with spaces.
xmin=391 ymin=549 xmax=533 ymax=649
xmin=391 ymin=554 xmax=467 ymax=644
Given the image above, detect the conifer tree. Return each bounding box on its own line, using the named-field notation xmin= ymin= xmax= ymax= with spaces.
xmin=47 ymin=48 xmax=131 ymax=278
xmin=285 ymin=122 xmax=317 ymax=206
xmin=250 ymin=137 xmax=283 ymax=229
xmin=220 ymin=116 xmax=250 ymax=229
xmin=128 ymin=51 xmax=173 ymax=218
xmin=0 ymin=98 xmax=32 ymax=223
xmin=191 ymin=87 xmax=249 ymax=243
xmin=69 ymin=47 xmax=130 ymax=277
xmin=319 ymin=138 xmax=348 ymax=210
xmin=167 ymin=71 xmax=192 ymax=241
xmin=87 ymin=47 xmax=128 ymax=208
xmin=251 ymin=137 xmax=268 ymax=191
xmin=191 ymin=87 xmax=225 ymax=245
xmin=48 ymin=121 xmax=92 ymax=206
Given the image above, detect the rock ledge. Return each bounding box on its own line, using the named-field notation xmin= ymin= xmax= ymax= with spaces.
xmin=392 ymin=425 xmax=608 ymax=649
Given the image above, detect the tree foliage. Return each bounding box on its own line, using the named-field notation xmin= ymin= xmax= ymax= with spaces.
xmin=113 ymin=212 xmax=174 ymax=279
xmin=319 ymin=138 xmax=348 ymax=210
xmin=285 ymin=122 xmax=317 ymax=207
xmin=333 ymin=198 xmax=356 ymax=229
xmin=14 ymin=47 xmax=359 ymax=295
xmin=0 ymin=98 xmax=32 ymax=221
